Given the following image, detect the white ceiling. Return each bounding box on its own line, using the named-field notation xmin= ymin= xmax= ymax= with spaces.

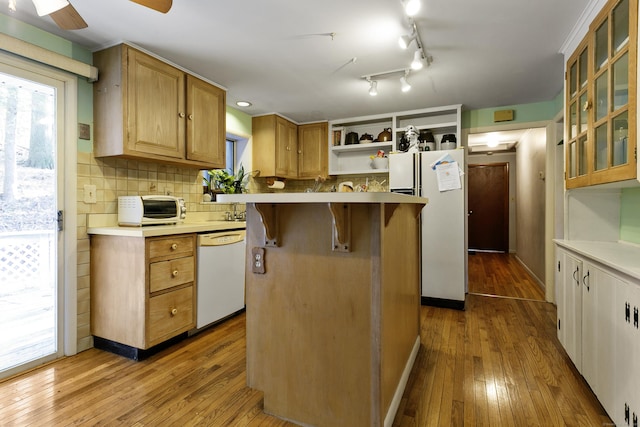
xmin=2 ymin=0 xmax=590 ymax=124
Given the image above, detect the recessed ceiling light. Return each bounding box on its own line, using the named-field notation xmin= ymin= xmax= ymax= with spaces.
xmin=236 ymin=101 xmax=252 ymax=107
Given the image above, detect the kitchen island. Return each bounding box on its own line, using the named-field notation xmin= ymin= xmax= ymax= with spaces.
xmin=217 ymin=192 xmax=427 ymax=427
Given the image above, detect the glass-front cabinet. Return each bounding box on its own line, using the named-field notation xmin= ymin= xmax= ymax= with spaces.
xmin=565 ymin=0 xmax=637 ymax=188
xmin=566 ymin=38 xmax=590 ymax=188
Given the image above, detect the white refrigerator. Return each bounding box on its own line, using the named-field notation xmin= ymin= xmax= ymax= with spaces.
xmin=389 ymin=149 xmax=467 ymax=308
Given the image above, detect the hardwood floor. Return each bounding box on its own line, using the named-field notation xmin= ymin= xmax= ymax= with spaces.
xmin=0 ymin=254 xmax=611 ymax=426
xmin=468 ymin=252 xmax=546 ymax=300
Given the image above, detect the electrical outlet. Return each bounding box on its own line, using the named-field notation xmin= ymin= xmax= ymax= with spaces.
xmin=84 ymin=184 xmax=97 ymax=204
xmin=252 ymin=247 xmax=265 ymax=274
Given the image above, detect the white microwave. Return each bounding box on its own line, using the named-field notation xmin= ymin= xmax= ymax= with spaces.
xmin=118 ymin=195 xmax=186 ymax=226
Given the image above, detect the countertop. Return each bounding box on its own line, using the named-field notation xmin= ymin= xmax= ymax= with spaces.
xmin=554 ymin=239 xmax=640 ymax=281
xmin=216 ymin=192 xmax=428 ymax=204
xmin=87 ymin=220 xmax=246 ymax=237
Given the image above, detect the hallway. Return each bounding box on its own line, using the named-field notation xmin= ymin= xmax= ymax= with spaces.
xmin=468 ymin=252 xmax=546 ymax=301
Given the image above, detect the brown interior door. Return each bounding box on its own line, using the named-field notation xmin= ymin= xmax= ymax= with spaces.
xmin=468 ymin=163 xmax=509 ymax=252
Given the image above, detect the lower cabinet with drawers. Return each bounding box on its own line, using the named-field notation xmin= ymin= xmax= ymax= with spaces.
xmin=90 ymin=233 xmax=196 ymax=358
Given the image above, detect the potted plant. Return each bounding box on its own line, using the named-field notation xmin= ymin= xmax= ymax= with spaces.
xmin=207 ymin=164 xmax=249 ymax=195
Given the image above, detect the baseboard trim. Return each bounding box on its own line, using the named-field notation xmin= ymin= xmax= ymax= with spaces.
xmin=384 ymin=335 xmax=421 ymax=427
xmin=93 ymin=333 xmax=188 ymax=361
xmin=421 ymin=296 xmax=466 ymax=310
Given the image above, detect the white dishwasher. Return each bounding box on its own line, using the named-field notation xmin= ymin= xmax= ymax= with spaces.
xmin=195 ymin=229 xmax=246 ymax=329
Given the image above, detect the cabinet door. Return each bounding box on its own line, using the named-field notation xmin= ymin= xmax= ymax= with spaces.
xmin=565 ymin=38 xmax=591 ymax=189
xmin=298 ymin=122 xmax=328 ymax=178
xmin=556 ymin=248 xmax=566 ymax=345
xmin=275 ymin=116 xmax=298 ymax=178
xmin=588 ymin=0 xmax=637 ymax=185
xmin=616 ymin=280 xmax=640 ymax=427
xmin=126 ymin=48 xmax=185 ymax=159
xmin=582 ymin=262 xmax=617 ymax=416
xmin=185 ymin=75 xmax=226 ymax=167
xmin=564 ymin=252 xmax=583 ymax=370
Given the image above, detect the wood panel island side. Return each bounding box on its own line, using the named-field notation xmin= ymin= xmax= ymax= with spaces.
xmin=217 ymin=192 xmax=427 ymax=427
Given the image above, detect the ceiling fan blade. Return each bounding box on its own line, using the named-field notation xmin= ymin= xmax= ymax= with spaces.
xmin=130 ymin=0 xmax=173 ymax=13
xmin=49 ymin=3 xmax=88 ymax=30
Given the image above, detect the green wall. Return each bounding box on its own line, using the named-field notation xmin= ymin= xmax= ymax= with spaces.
xmin=462 ymin=96 xmax=562 ymax=130
xmin=226 ymin=105 xmax=252 ymax=136
xmin=621 ymin=188 xmax=640 ymax=244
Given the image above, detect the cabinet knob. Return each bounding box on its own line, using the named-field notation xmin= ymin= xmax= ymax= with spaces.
xmin=298 ymin=150 xmax=302 ymax=154
xmin=582 ymin=100 xmax=592 ymax=111
xmin=172 ymin=270 xmax=179 ymax=277
xmin=188 ymin=114 xmax=193 ymax=120
xmin=171 ymin=308 xmax=178 ymax=316
xmin=178 ymin=112 xmax=185 ymax=118
xmin=171 ymin=243 xmax=178 ymax=250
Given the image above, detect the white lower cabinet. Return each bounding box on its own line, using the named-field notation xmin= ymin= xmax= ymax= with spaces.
xmin=557 ymin=249 xmax=582 ymax=370
xmin=581 ymin=261 xmax=617 ymax=422
xmin=617 ymin=280 xmax=640 ymax=427
xmin=556 ymin=244 xmax=639 ymax=427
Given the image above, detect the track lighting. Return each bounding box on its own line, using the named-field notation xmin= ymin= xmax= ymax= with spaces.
xmin=360 ymin=1 xmax=433 ymax=95
xmin=31 ymin=0 xmax=69 ymax=16
xmin=411 ymin=50 xmax=424 ymax=70
xmin=403 ymin=0 xmax=420 ymax=16
xmin=367 ymin=79 xmax=378 ymax=96
xmin=400 ymin=71 xmax=411 ymax=92
xmin=398 ymin=30 xmax=417 ymax=50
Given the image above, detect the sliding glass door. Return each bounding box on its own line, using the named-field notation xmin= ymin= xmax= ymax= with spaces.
xmin=0 ymin=60 xmax=65 ymax=379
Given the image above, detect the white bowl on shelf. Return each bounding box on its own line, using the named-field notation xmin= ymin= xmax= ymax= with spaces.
xmin=371 ymin=157 xmax=388 ymax=169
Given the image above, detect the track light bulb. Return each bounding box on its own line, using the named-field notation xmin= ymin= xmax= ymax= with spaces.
xmin=400 ymin=76 xmax=411 ymax=92
xmin=404 ymin=0 xmax=420 ymax=16
xmin=369 ymin=80 xmax=378 ymax=96
xmin=411 ymin=50 xmax=424 ymax=70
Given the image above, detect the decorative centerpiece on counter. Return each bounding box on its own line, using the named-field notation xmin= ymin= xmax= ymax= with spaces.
xmin=370 ymin=150 xmax=388 ymax=169
xmin=204 ymin=164 xmax=249 ymax=201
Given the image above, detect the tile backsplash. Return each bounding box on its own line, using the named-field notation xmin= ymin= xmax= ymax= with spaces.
xmin=78 ymin=152 xmax=233 ymax=218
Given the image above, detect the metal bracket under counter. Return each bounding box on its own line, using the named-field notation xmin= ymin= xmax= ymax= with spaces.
xmin=254 ymin=204 xmax=279 ymax=247
xmin=328 ymin=203 xmax=351 ymax=252
xmin=252 ymin=202 xmax=352 ymax=252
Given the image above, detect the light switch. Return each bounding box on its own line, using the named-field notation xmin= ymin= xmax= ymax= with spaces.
xmin=84 ymin=184 xmax=97 ymax=204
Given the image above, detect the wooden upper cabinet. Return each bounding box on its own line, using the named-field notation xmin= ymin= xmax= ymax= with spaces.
xmin=275 ymin=116 xmax=298 ymax=177
xmin=93 ymin=44 xmax=226 ymax=169
xmin=298 ymin=122 xmax=328 ymax=178
xmin=126 ymin=48 xmax=185 ymax=159
xmin=253 ymin=115 xmax=328 ymax=179
xmin=253 ymin=114 xmax=298 ymax=179
xmin=565 ymin=0 xmax=637 ymax=188
xmin=185 ymin=75 xmax=226 ymax=168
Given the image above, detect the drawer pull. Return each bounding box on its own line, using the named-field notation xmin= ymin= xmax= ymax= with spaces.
xmin=172 ymin=270 xmax=179 ymax=277
xmin=171 ymin=308 xmax=178 ymax=316
xmin=171 ymin=243 xmax=178 ymax=250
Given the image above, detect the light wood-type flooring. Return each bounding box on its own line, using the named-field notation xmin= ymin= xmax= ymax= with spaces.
xmin=0 ymin=253 xmax=612 ymax=426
